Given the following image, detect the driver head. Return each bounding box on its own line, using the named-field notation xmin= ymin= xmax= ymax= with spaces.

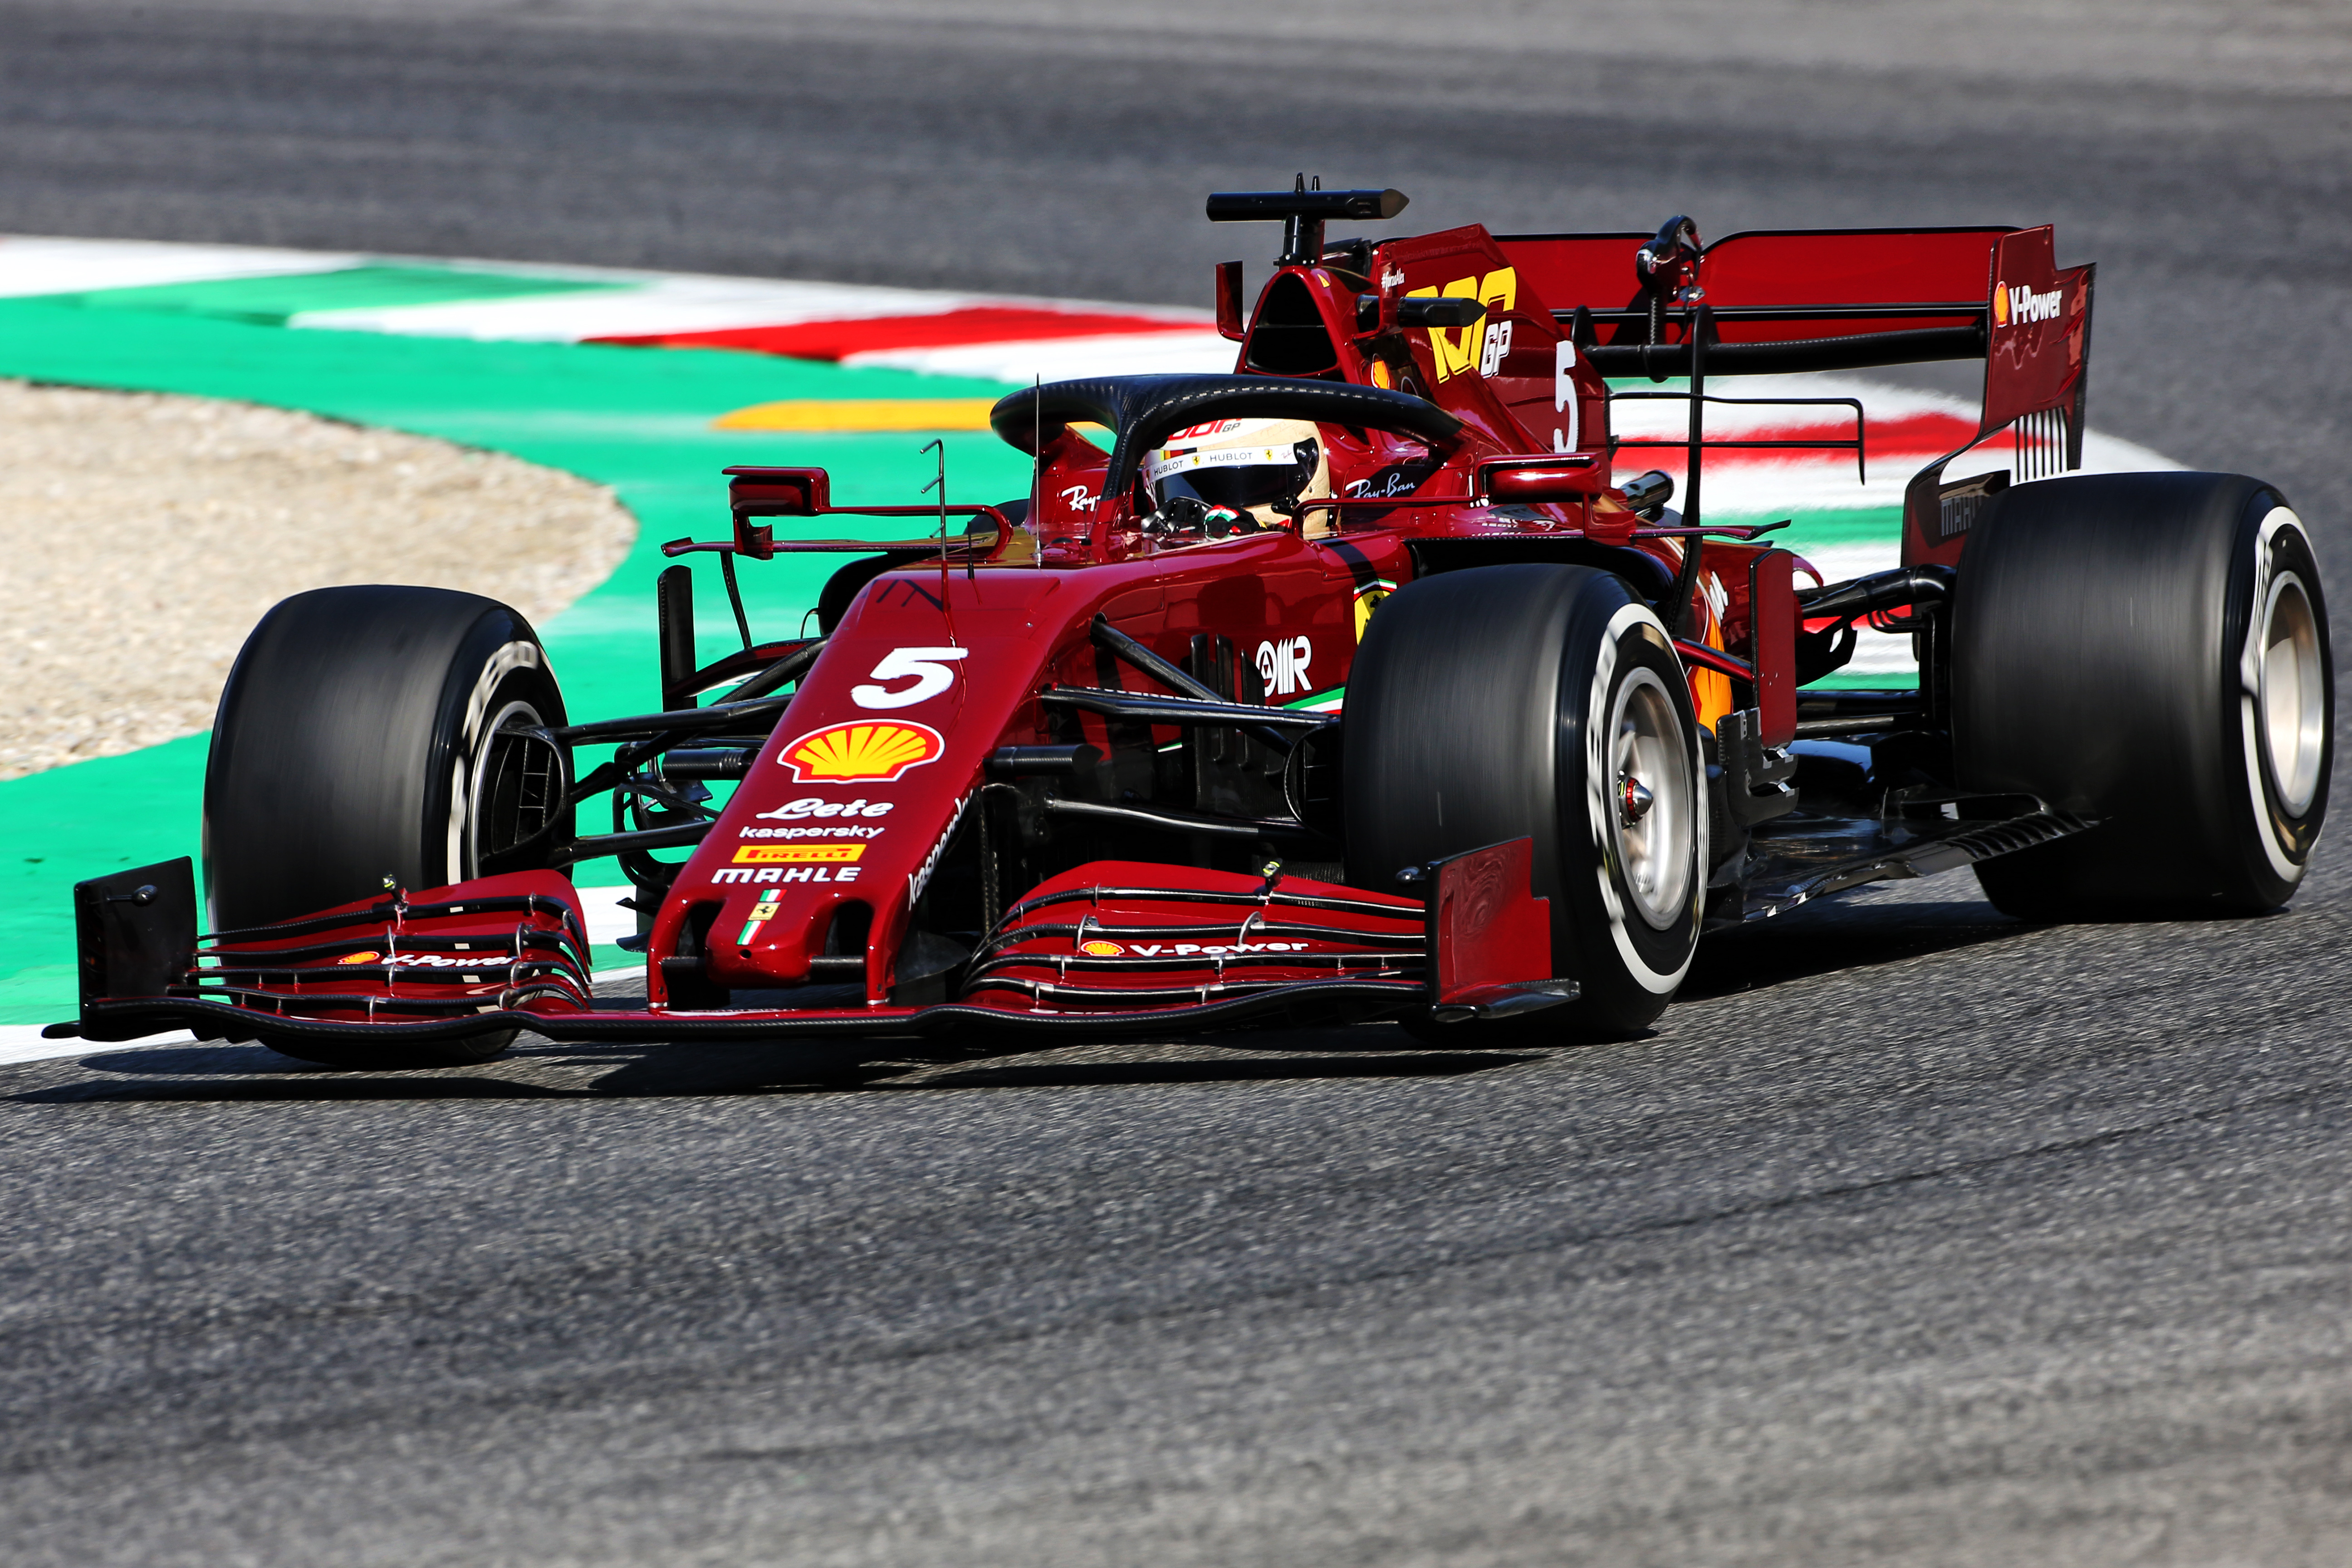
xmin=1142 ymin=417 xmax=1333 ymax=537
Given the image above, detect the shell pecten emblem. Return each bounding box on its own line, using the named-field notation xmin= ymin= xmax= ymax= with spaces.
xmin=778 ymin=720 xmax=945 ymax=783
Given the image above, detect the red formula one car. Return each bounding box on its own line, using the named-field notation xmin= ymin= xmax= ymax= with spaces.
xmin=60 ymin=186 xmax=2333 ymax=1066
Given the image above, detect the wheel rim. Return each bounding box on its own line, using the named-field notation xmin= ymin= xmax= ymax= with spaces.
xmin=2259 ymin=572 xmax=2324 ymax=816
xmin=468 ymin=698 xmax=561 ymax=872
xmin=1609 ymin=668 xmax=1695 ymax=929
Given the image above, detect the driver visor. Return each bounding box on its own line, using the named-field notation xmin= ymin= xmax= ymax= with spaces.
xmin=1144 ymin=441 xmax=1315 ymax=512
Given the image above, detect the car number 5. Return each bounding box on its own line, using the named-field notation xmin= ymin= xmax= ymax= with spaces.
xmin=852 ymin=646 xmax=969 ymax=710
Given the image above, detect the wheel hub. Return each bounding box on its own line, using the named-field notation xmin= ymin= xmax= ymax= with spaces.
xmin=2258 ymin=571 xmax=2324 ymax=817
xmin=1608 ymin=670 xmax=1695 ymax=930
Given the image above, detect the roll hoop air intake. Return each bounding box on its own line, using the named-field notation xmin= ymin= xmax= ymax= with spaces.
xmin=989 ymin=374 xmax=1463 ymax=505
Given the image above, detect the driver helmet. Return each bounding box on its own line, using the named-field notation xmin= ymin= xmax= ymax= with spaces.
xmin=1142 ymin=418 xmax=1333 ymax=536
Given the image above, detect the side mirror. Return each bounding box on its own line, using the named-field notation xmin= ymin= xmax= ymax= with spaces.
xmin=1482 ymin=456 xmax=1599 ymax=504
xmin=1619 ymin=469 xmax=1674 ymax=519
xmin=1397 ymin=296 xmax=1487 ymax=330
xmin=722 ymin=465 xmax=832 ymax=561
xmin=1215 ymin=260 xmax=1247 ymax=342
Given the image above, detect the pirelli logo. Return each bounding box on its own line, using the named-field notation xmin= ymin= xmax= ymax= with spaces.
xmin=733 ymin=844 xmax=865 ymax=864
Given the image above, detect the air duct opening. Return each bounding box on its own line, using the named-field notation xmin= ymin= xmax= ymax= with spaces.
xmin=1244 ymin=274 xmax=1340 ymax=376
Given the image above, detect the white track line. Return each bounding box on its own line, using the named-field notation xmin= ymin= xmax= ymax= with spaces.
xmin=0 ymin=1027 xmax=195 ymax=1066
xmin=292 ymin=279 xmax=1216 ymax=344
xmin=293 ymin=277 xmax=981 ymax=341
xmin=575 ymin=884 xmax=638 ymax=946
xmin=0 ymin=235 xmax=1217 ymax=350
xmin=0 ymin=235 xmax=364 ymax=296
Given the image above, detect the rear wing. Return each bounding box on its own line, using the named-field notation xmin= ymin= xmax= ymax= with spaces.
xmin=1499 ymin=226 xmax=2003 ymax=371
xmin=1496 ymin=223 xmax=2095 ymax=567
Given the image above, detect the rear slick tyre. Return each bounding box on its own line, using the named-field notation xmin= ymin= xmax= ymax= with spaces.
xmin=204 ymin=585 xmax=572 ymax=1068
xmin=1345 ymin=564 xmax=1706 ymax=1038
xmin=1953 ymin=472 xmax=2331 ymax=918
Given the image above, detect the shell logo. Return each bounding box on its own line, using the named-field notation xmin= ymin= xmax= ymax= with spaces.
xmin=778 ymin=720 xmax=944 ymax=783
xmin=1992 ymin=280 xmax=2009 ymax=326
xmin=1078 ymin=939 xmax=1125 ymax=957
xmin=339 ymin=951 xmax=381 ymax=965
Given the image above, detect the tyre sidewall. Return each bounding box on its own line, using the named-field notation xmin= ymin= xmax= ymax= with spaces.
xmin=1553 ymin=594 xmax=1707 ymax=1024
xmin=2222 ymin=502 xmax=2331 ymax=902
xmin=431 ymin=614 xmax=569 ymax=885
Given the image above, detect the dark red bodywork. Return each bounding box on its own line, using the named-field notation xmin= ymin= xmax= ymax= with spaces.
xmin=66 ymin=211 xmax=2090 ymax=1049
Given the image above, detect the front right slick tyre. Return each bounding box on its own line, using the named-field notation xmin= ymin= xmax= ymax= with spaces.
xmin=1346 ymin=564 xmax=1705 ymax=1039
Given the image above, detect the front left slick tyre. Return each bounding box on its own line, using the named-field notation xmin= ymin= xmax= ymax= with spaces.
xmin=1345 ymin=564 xmax=1706 ymax=1037
xmin=203 ymin=585 xmax=571 ymax=1069
xmin=206 ymin=584 xmax=571 ymax=934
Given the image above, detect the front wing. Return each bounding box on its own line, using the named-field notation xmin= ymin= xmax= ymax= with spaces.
xmin=54 ymin=843 xmax=1568 ymax=1051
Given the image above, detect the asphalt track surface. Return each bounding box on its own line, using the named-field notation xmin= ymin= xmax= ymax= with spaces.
xmin=4 ymin=3 xmax=2351 ymax=1562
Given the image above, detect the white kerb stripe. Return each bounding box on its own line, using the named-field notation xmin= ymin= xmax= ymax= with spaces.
xmin=0 ymin=236 xmax=364 ymax=297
